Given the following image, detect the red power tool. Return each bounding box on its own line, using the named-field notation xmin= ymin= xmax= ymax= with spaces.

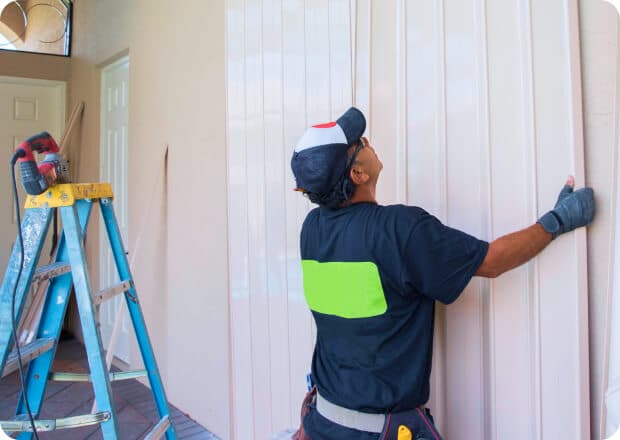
xmin=12 ymin=131 xmax=70 ymax=195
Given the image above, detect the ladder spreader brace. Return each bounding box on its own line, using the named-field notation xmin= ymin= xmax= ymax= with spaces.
xmin=0 ymin=183 xmax=176 ymax=439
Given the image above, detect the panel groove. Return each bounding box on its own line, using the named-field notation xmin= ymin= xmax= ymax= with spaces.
xmin=349 ymin=0 xmax=356 ymax=106
xmin=241 ymin=0 xmax=254 ymax=434
xmin=473 ymin=0 xmax=493 ymax=437
xmin=395 ymin=0 xmax=407 ymax=203
xmin=303 ymin=0 xmax=308 ymax=128
xmin=435 ymin=1 xmax=449 ymax=432
xmin=279 ymin=0 xmax=295 ymax=425
xmin=259 ymin=0 xmax=275 ymax=435
xmin=437 ymin=0 xmax=448 ymax=224
xmin=518 ymin=0 xmax=543 ymax=438
xmin=326 ymin=0 xmax=332 ymax=118
xmin=354 ymin=0 xmax=371 ymax=125
xmin=564 ymin=2 xmax=591 ymax=437
xmin=367 ymin=1 xmax=373 ymax=135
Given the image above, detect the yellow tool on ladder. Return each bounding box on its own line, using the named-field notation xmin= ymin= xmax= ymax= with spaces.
xmin=0 ymin=183 xmax=176 ymax=439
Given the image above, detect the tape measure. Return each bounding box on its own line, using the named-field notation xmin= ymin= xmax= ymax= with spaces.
xmin=398 ymin=425 xmax=412 ymax=440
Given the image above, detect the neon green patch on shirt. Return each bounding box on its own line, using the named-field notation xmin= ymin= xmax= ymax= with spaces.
xmin=301 ymin=260 xmax=387 ymax=318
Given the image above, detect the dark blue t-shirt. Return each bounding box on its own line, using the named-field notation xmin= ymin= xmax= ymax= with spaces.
xmin=300 ymin=203 xmax=488 ymax=437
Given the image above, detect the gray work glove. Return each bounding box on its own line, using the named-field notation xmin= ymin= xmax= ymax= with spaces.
xmin=537 ymin=176 xmax=595 ymax=239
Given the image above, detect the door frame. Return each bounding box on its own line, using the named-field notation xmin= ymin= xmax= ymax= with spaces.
xmin=98 ymin=55 xmax=130 ymax=365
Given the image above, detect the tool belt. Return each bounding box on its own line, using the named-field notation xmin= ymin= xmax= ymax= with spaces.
xmin=316 ymin=392 xmax=385 ymax=433
xmin=293 ymin=388 xmax=443 ymax=440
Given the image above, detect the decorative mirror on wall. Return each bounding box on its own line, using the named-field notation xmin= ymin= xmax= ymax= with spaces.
xmin=0 ymin=0 xmax=71 ymax=57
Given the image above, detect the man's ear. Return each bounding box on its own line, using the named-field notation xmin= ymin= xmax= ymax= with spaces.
xmin=349 ymin=166 xmax=369 ymax=185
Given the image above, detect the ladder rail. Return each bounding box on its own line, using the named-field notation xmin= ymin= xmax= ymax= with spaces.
xmin=0 ymin=208 xmax=53 ymax=373
xmin=59 ymin=201 xmax=120 ymax=439
xmin=100 ymin=198 xmax=177 ymax=440
xmin=15 ymin=200 xmax=93 ymax=439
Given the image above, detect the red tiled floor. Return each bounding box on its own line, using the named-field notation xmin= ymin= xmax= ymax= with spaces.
xmin=0 ymin=338 xmax=219 ymax=439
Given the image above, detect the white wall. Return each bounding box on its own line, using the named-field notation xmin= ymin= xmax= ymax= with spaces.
xmin=69 ymin=1 xmax=232 ymax=437
xmin=227 ymin=0 xmax=590 ymax=439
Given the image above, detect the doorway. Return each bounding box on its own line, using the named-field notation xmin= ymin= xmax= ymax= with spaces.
xmin=0 ymin=76 xmax=65 ymax=273
xmin=99 ymin=56 xmax=131 ymax=364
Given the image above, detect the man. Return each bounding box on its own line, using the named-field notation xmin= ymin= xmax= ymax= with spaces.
xmin=290 ymin=107 xmax=595 ymax=440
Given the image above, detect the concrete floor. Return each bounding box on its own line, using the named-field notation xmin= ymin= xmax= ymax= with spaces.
xmin=0 ymin=338 xmax=220 ymax=439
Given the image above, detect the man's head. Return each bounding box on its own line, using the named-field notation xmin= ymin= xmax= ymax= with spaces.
xmin=347 ymin=136 xmax=382 ymax=193
xmin=291 ymin=107 xmax=381 ymax=208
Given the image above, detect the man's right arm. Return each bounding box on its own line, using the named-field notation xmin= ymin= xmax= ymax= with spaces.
xmin=475 ymin=176 xmax=595 ymax=279
xmin=475 ymin=223 xmax=551 ymax=278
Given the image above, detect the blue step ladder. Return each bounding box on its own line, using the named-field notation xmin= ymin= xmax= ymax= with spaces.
xmin=0 ymin=183 xmax=176 ymax=440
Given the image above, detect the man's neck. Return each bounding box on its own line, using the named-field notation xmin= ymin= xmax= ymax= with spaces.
xmin=347 ymin=185 xmax=377 ymax=205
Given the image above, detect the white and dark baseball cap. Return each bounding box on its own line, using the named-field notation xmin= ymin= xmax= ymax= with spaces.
xmin=291 ymin=107 xmax=366 ymax=195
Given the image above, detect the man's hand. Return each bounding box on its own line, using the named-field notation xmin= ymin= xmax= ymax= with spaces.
xmin=537 ymin=176 xmax=595 ymax=239
xmin=476 ymin=176 xmax=595 ymax=278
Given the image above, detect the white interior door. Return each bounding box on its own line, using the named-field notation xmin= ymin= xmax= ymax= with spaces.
xmin=0 ymin=77 xmax=65 ymax=274
xmin=99 ymin=56 xmax=130 ymax=364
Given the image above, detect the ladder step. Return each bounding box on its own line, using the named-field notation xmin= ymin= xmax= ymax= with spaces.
xmin=49 ymin=369 xmax=147 ymax=382
xmin=144 ymin=415 xmax=170 ymax=440
xmin=2 ymin=338 xmax=55 ymax=378
xmin=0 ymin=411 xmax=111 ymax=432
xmin=32 ymin=262 xmax=71 ymax=284
xmin=93 ymin=280 xmax=132 ymax=305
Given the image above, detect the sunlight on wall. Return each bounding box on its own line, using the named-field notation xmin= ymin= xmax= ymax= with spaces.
xmin=0 ymin=33 xmax=14 ymax=49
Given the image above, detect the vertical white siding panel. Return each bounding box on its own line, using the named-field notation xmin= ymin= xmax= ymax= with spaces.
xmin=564 ymin=2 xmax=590 ymax=434
xmin=473 ymin=0 xmax=494 ymax=434
xmin=328 ymin=0 xmax=353 ymax=118
xmin=608 ymin=77 xmax=620 ymax=435
xmin=443 ymin=1 xmax=482 ymax=233
xmin=485 ymin=1 xmax=534 ymax=439
xmin=370 ymin=0 xmax=400 ymax=205
xmin=518 ymin=0 xmax=543 ymax=438
xmin=406 ymin=2 xmax=445 ymax=219
xmin=394 ymin=0 xmax=408 ymax=204
xmin=283 ymin=0 xmax=314 ymax=427
xmin=244 ymin=1 xmax=273 ymax=437
xmin=262 ymin=0 xmax=291 ymax=434
xmin=305 ymin=0 xmax=331 ymax=123
xmin=353 ymin=0 xmax=371 ymax=124
xmin=405 ymin=1 xmax=447 ymax=427
xmin=568 ymin=12 xmax=590 ymax=431
xmin=530 ymin=0 xmax=590 ymax=438
xmin=304 ymin=0 xmax=330 ymax=349
xmin=581 ymin=4 xmax=620 ymax=439
xmin=226 ymin=0 xmax=255 ymax=438
xmin=442 ymin=0 xmax=486 ymax=438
